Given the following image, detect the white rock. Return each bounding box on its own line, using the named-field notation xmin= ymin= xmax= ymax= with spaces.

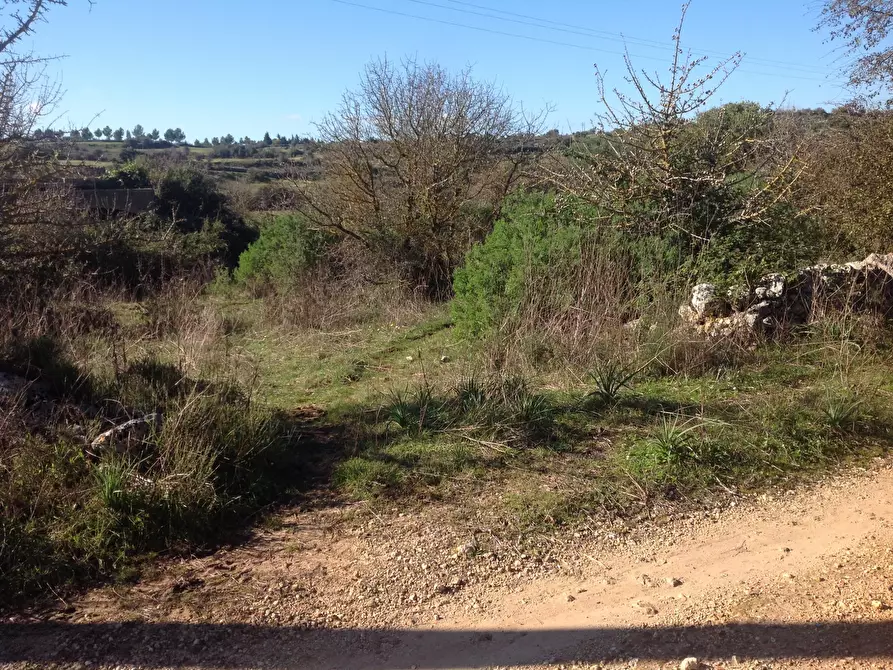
xmin=679 ymin=658 xmax=702 ymax=670
xmin=690 ymin=283 xmax=729 ymax=319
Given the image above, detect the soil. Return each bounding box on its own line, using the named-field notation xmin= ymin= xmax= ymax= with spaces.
xmin=2 ymin=459 xmax=893 ymax=669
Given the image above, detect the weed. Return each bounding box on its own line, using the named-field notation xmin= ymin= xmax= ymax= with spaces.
xmin=647 ymin=415 xmax=711 ymax=466
xmin=454 ymin=376 xmax=488 ymax=414
xmin=333 ymin=458 xmax=403 ymax=499
xmin=385 ymin=384 xmax=441 ymax=435
xmin=822 ymin=392 xmax=862 ymax=433
xmin=586 ymin=360 xmax=640 ymax=406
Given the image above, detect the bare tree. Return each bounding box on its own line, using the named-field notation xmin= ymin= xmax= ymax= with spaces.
xmin=289 ymin=56 xmax=546 ymax=299
xmin=0 ymin=0 xmax=77 ymax=267
xmin=817 ymin=0 xmax=893 ymax=93
xmin=547 ymin=2 xmax=802 ymax=246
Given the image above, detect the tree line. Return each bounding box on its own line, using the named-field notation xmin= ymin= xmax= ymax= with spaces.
xmin=33 ymin=125 xmax=310 ymax=148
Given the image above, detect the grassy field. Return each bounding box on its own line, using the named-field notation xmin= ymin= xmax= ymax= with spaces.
xmin=159 ymin=293 xmax=893 ymax=529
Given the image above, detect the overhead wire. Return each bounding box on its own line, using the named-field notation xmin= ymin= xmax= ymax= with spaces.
xmin=330 ymin=0 xmax=847 ymax=84
xmin=441 ymin=0 xmax=835 ymax=75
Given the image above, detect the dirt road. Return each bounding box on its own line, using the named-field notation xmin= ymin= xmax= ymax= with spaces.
xmin=2 ymin=461 xmax=893 ymax=669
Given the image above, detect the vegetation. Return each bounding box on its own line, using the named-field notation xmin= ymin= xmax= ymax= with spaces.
xmin=818 ymin=0 xmax=893 ymax=93
xmin=4 ymin=0 xmax=893 ymax=606
xmin=288 ymin=56 xmax=546 ymax=299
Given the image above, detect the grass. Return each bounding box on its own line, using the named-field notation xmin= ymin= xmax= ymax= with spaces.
xmin=293 ymin=316 xmax=893 ymax=529
xmin=4 ymin=278 xmax=893 ymax=601
xmin=0 ymin=311 xmax=306 ymax=602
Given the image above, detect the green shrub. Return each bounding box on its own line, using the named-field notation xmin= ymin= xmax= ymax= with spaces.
xmin=153 ymin=165 xmax=257 ymax=266
xmin=451 ymin=193 xmax=679 ymax=339
xmin=688 ymin=202 xmax=824 ymax=286
xmin=234 ymin=214 xmax=331 ymax=288
xmin=451 ymin=193 xmax=588 ymax=338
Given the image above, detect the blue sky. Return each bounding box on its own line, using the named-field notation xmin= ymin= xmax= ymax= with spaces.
xmin=28 ymin=0 xmax=846 ymax=141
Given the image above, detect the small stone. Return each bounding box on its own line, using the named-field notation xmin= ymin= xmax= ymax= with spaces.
xmin=439 ymin=355 xmax=450 ymax=363
xmin=566 ymin=594 xmax=576 ymax=602
xmin=405 ymin=356 xmax=414 ymax=362
xmin=666 ymin=577 xmax=683 ymax=588
xmin=679 ymin=658 xmax=702 ymax=670
xmin=782 ymin=572 xmax=794 ymax=580
xmin=871 ymin=600 xmax=889 ymax=610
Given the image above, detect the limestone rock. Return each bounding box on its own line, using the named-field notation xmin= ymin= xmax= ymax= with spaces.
xmin=690 ymin=283 xmax=730 ymax=319
xmin=754 ymin=273 xmax=785 ymax=300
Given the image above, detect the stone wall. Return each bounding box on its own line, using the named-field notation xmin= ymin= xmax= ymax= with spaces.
xmin=679 ymin=254 xmax=893 ymax=338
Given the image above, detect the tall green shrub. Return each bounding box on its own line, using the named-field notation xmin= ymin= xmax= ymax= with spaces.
xmin=452 ymin=193 xmax=680 ymax=339
xmin=234 ymin=214 xmax=331 ymax=288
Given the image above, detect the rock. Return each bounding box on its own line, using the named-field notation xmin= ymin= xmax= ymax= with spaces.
xmin=681 ymin=252 xmax=893 ymax=339
xmin=666 ymin=577 xmax=683 ymax=588
xmin=455 ymin=541 xmax=478 ymax=557
xmin=405 ymin=356 xmax=414 ymax=362
xmin=631 ymin=600 xmax=658 ymax=615
xmin=755 ymin=273 xmax=785 ymax=300
xmin=565 ymin=594 xmax=576 ymax=602
xmin=690 ymin=283 xmax=730 ymax=319
xmin=91 ymin=414 xmax=161 ymax=454
xmin=439 ymin=355 xmax=450 ymax=364
xmin=727 ymin=284 xmax=751 ymax=311
xmin=678 ymin=304 xmax=698 ymax=324
xmin=871 ymin=600 xmax=889 ymax=610
xmin=679 ymin=658 xmax=703 ymax=670
xmin=743 ymin=300 xmax=773 ymax=330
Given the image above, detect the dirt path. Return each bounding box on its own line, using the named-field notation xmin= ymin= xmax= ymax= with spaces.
xmin=2 ymin=461 xmax=893 ymax=669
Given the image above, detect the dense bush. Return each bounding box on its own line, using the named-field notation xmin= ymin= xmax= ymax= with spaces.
xmin=234 ymin=214 xmax=332 ymax=289
xmin=452 ymin=188 xmax=824 ymax=346
xmin=452 ymin=193 xmax=679 ymax=339
xmin=799 ymin=111 xmax=893 ymax=255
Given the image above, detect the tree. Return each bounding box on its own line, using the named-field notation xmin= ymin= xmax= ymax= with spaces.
xmin=125 ymin=129 xmax=132 ymax=140
xmin=149 ymin=128 xmax=160 ymax=141
xmin=94 ymin=127 xmax=102 ymax=139
xmin=547 ymin=3 xmax=802 ymax=254
xmin=113 ymin=127 xmax=124 ymax=141
xmin=211 ymin=136 xmax=220 ymax=146
xmin=101 ymin=125 xmax=113 ymax=140
xmin=132 ymin=124 xmax=145 ymax=139
xmin=290 ymin=56 xmax=545 ymax=298
xmin=263 ymin=131 xmax=272 ymax=145
xmin=174 ymin=128 xmax=185 ymax=143
xmin=202 ymin=137 xmax=210 ymax=147
xmin=80 ymin=127 xmax=93 ymax=140
xmin=163 ymin=128 xmax=176 ymax=142
xmin=222 ymin=133 xmax=234 ymax=145
xmin=818 ymin=0 xmax=893 ymax=93
xmin=0 ymin=0 xmax=78 ymax=274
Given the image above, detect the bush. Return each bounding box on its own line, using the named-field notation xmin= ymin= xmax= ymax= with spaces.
xmin=0 ymin=348 xmax=295 ymax=602
xmin=452 ymin=193 xmax=679 ymax=340
xmin=688 ymin=202 xmax=824 ymax=286
xmin=234 ymin=214 xmax=332 ymax=289
xmin=153 ymin=164 xmax=257 ymax=266
xmin=799 ymin=111 xmax=893 ymax=255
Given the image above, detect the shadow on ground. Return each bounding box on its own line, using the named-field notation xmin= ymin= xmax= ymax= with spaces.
xmin=1 ymin=620 xmax=892 ymax=669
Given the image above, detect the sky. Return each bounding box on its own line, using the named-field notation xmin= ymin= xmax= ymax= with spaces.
xmin=25 ymin=0 xmax=848 ymax=141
